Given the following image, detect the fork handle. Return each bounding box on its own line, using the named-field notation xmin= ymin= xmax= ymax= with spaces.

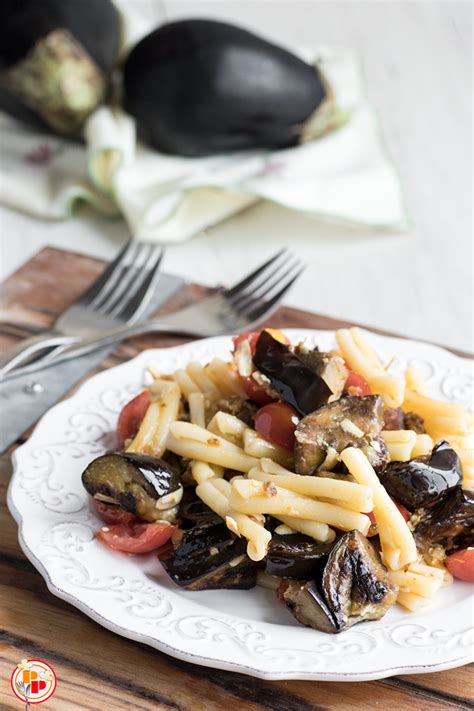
xmin=0 ymin=332 xmax=79 ymax=375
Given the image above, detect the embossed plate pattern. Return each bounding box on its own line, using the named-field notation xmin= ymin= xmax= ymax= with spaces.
xmin=8 ymin=330 xmax=474 ymax=680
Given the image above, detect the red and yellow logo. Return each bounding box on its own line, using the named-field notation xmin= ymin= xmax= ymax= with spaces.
xmin=10 ymin=659 xmax=57 ymax=705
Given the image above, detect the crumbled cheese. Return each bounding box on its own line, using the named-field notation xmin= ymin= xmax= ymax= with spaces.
xmin=319 ymin=446 xmax=339 ymax=471
xmin=234 ymin=339 xmax=253 ymax=377
xmin=94 ymin=493 xmax=119 ymax=505
xmin=209 ymin=546 xmax=219 ymax=556
xmin=340 ymin=418 xmax=364 ymax=437
xmin=155 ymin=486 xmax=183 ymax=510
xmin=225 ymin=516 xmax=240 ymax=536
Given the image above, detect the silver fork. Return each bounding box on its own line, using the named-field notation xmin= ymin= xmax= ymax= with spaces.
xmin=0 ymin=240 xmax=164 ymax=375
xmin=2 ymin=249 xmax=304 ymax=381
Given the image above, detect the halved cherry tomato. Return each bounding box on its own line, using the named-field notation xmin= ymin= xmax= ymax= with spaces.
xmin=117 ymin=390 xmax=151 ymax=447
xmin=445 ymin=548 xmax=474 ymax=582
xmin=344 ymin=370 xmax=371 ymax=397
xmin=97 ymin=521 xmax=176 ymax=554
xmin=94 ymin=500 xmax=135 ymax=525
xmin=254 ymin=402 xmax=299 ymax=450
xmin=239 ymin=374 xmax=275 ymax=405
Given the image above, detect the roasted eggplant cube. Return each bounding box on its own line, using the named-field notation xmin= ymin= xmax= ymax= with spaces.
xmin=380 ymin=440 xmax=462 ymax=510
xmin=279 ymin=579 xmax=340 ymax=633
xmin=253 ymin=330 xmax=333 ymax=416
xmin=414 ymin=486 xmax=474 ymax=552
xmin=294 ymin=345 xmax=348 ymax=400
xmin=160 ymin=518 xmax=258 ymax=590
xmin=82 ymin=452 xmax=182 ymax=522
xmin=206 ymin=396 xmax=258 ymax=427
xmin=279 ymin=531 xmax=398 ymax=633
xmin=265 ymin=534 xmax=333 ymax=580
xmin=294 ymin=395 xmax=388 ymax=474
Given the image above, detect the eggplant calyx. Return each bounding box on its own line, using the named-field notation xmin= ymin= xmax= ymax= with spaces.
xmin=2 ymin=28 xmax=106 ymax=136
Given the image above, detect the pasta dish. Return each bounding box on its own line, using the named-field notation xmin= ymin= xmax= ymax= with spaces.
xmin=81 ymin=328 xmax=473 ymax=634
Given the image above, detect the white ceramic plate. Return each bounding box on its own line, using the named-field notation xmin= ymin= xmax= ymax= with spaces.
xmin=8 ymin=330 xmax=474 ymax=680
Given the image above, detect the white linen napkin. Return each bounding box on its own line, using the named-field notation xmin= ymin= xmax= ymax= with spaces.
xmin=0 ymin=6 xmax=409 ymax=241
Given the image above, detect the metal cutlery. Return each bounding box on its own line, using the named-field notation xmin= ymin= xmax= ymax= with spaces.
xmin=2 ymin=249 xmax=305 ymax=382
xmin=0 ymin=239 xmax=164 ymax=375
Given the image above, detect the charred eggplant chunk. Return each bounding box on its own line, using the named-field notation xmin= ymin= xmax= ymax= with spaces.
xmin=160 ymin=518 xmax=258 ymax=590
xmin=266 ymin=534 xmax=333 ymax=579
xmin=280 ymin=531 xmax=398 ymax=633
xmin=82 ymin=453 xmax=182 ymax=523
xmin=279 ymin=579 xmax=339 ymax=633
xmin=294 ymin=345 xmax=348 ymax=400
xmin=414 ymin=486 xmax=474 ymax=552
xmin=206 ymin=396 xmax=258 ymax=427
xmin=380 ymin=440 xmax=462 ymax=510
xmin=253 ymin=331 xmax=333 ymax=416
xmin=123 ymin=19 xmax=331 ymax=156
xmin=294 ymin=395 xmax=388 ymax=474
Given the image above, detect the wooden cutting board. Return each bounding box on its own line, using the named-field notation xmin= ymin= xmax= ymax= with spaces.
xmin=0 ymin=247 xmax=472 ymax=711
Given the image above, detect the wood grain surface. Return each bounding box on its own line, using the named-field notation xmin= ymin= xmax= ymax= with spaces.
xmin=0 ymin=247 xmax=472 ymax=711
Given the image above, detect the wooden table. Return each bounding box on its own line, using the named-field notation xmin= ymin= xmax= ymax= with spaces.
xmin=1 ymin=248 xmax=472 ymax=711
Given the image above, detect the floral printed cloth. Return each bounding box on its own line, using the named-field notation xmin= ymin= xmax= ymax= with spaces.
xmin=0 ymin=3 xmax=409 ymax=242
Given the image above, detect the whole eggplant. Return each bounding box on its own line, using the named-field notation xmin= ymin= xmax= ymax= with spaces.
xmin=123 ymin=19 xmax=330 ymax=156
xmin=0 ymin=0 xmax=120 ymax=135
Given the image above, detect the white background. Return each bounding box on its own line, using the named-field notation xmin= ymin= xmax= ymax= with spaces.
xmin=0 ymin=1 xmax=472 ymax=352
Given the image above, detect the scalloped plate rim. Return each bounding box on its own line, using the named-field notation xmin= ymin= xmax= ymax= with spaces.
xmin=7 ymin=329 xmax=474 ymax=680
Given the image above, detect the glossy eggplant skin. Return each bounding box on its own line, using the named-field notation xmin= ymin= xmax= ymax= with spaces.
xmin=160 ymin=517 xmax=258 ymax=590
xmin=253 ymin=331 xmax=332 ymax=416
xmin=123 ymin=19 xmax=326 ymax=156
xmin=265 ymin=534 xmax=333 ymax=580
xmin=0 ymin=0 xmax=120 ymax=132
xmin=414 ymin=486 xmax=474 ymax=552
xmin=280 ymin=531 xmax=398 ymax=633
xmin=380 ymin=441 xmax=462 ymax=511
xmin=82 ymin=452 xmax=182 ymax=523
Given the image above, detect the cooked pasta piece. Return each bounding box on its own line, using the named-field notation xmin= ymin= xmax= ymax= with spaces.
xmin=175 ymin=369 xmax=201 ymax=398
xmin=167 ymin=422 xmax=258 ymax=472
xmin=207 ymin=411 xmax=248 ymax=446
xmin=275 ymin=515 xmax=335 ymax=543
xmin=188 ymin=392 xmax=206 ymax=428
xmin=335 ymin=327 xmax=405 ymax=407
xmin=186 ymin=361 xmax=221 ymax=399
xmin=205 ymin=358 xmax=246 ymax=397
xmin=411 ymin=434 xmax=434 ymax=458
xmin=190 ymin=460 xmax=224 ymax=484
xmin=229 ymin=479 xmax=371 ymax=534
xmin=243 ymin=428 xmax=294 ymax=468
xmin=248 ymin=466 xmax=373 ymax=512
xmin=127 ymin=380 xmax=180 ymax=457
xmin=390 ymin=559 xmax=450 ymax=611
xmin=404 ymin=365 xmax=430 ymax=395
xmin=340 ymin=447 xmax=417 ymax=569
xmin=382 ymin=429 xmax=417 ymax=462
xmin=196 ymin=478 xmax=271 ymax=561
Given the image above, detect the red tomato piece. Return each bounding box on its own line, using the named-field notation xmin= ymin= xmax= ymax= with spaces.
xmin=97 ymin=521 xmax=175 ymax=554
xmin=239 ymin=373 xmax=275 ymax=405
xmin=445 ymin=548 xmax=474 ymax=582
xmin=254 ymin=402 xmax=299 ymax=450
xmin=344 ymin=370 xmax=371 ymax=397
xmin=232 ymin=329 xmax=289 ymax=355
xmin=93 ymin=500 xmax=135 ymax=525
xmin=116 ymin=390 xmax=151 ymax=447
